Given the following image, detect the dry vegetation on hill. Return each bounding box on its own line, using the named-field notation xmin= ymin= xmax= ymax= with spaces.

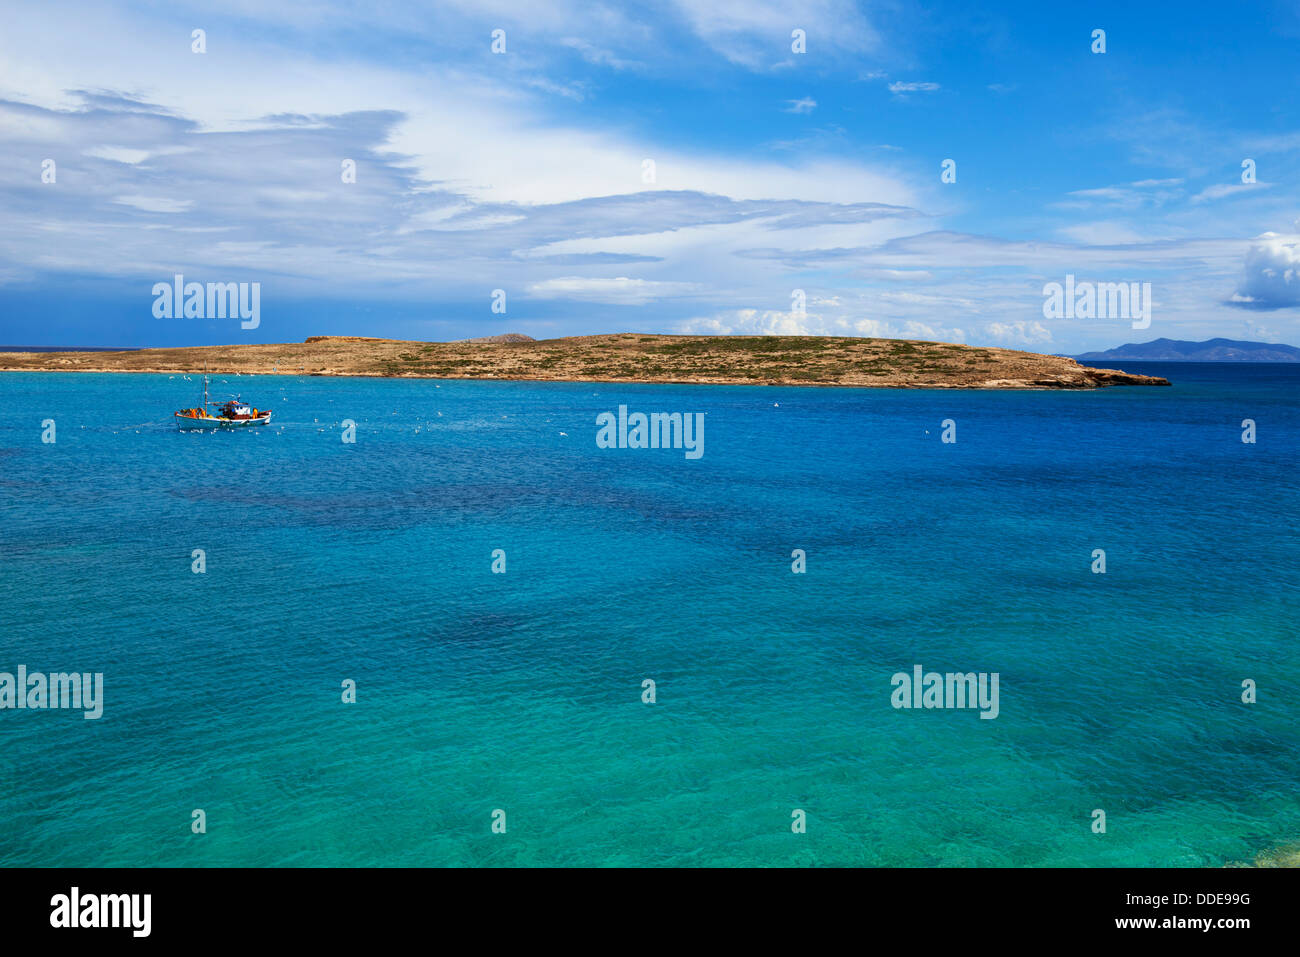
xmin=0 ymin=333 xmax=1170 ymax=389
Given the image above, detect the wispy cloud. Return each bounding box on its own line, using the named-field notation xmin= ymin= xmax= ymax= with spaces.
xmin=1057 ymin=178 xmax=1185 ymax=211
xmin=668 ymin=0 xmax=880 ymax=69
xmin=529 ymin=276 xmax=699 ymax=304
xmin=559 ymin=37 xmax=640 ymax=71
xmin=112 ymin=195 xmax=193 ymax=213
xmin=888 ymin=81 xmax=940 ymax=94
xmin=1192 ymin=182 xmax=1273 ymax=203
xmin=84 ymin=145 xmax=153 ymax=164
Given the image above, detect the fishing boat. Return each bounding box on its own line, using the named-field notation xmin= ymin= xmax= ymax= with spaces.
xmin=174 ymin=369 xmax=272 ymax=429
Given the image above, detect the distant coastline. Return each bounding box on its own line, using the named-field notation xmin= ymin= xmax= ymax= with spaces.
xmin=0 ymin=333 xmax=1170 ymax=390
xmin=1074 ymin=337 xmax=1300 ymax=363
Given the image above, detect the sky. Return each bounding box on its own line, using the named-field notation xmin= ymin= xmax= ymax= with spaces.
xmin=1 ymin=0 xmax=1299 ymax=351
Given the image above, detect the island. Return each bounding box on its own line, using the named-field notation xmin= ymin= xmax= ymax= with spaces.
xmin=0 ymin=334 xmax=1171 ymax=389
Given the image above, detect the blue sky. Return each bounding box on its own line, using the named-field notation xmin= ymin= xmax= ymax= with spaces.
xmin=2 ymin=0 xmax=1299 ymax=351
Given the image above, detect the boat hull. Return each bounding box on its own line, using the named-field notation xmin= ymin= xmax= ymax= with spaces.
xmin=175 ymin=412 xmax=272 ymax=430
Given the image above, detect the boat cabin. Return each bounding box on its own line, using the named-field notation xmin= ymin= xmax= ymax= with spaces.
xmin=217 ymin=400 xmax=256 ymax=419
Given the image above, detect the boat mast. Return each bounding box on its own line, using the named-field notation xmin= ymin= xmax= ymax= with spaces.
xmin=203 ymin=361 xmax=209 ymax=409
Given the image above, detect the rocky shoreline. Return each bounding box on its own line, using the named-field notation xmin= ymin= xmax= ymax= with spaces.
xmin=0 ymin=333 xmax=1172 ymax=390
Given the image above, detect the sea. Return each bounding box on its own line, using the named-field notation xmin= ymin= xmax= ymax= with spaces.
xmin=0 ymin=362 xmax=1296 ymax=866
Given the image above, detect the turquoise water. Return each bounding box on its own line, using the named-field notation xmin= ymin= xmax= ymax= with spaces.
xmin=0 ymin=364 xmax=1297 ymax=867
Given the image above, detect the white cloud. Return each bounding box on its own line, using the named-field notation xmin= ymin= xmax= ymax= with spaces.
xmin=1192 ymin=182 xmax=1272 ymax=203
xmin=1067 ymin=187 xmax=1130 ymax=202
xmin=558 ymin=37 xmax=639 ymax=71
xmin=668 ymin=0 xmax=879 ymax=68
xmin=528 ymin=277 xmax=699 ymax=304
xmin=870 ymin=269 xmax=933 ymax=280
xmin=984 ymin=320 xmax=1052 ymax=345
xmin=678 ymin=309 xmax=964 ymax=343
xmin=1059 ymin=178 xmax=1186 ymax=211
xmin=391 ymin=114 xmax=917 ymax=206
xmin=112 ymin=195 xmax=193 ymax=213
xmin=1058 ymin=222 xmax=1150 ymax=245
xmin=888 ymin=81 xmax=940 ymax=94
xmin=84 ymin=145 xmax=152 ymax=164
xmin=679 ymin=309 xmax=818 ymax=336
xmin=746 ymin=229 xmax=1244 ymax=272
xmin=1231 ymin=232 xmax=1300 ymax=308
xmin=783 ymin=97 xmax=816 ymax=114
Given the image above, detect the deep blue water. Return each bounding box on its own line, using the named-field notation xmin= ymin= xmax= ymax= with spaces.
xmin=0 ymin=363 xmax=1296 ymax=866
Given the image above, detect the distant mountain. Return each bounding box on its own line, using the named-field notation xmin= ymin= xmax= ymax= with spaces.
xmin=1074 ymin=337 xmax=1300 ymax=362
